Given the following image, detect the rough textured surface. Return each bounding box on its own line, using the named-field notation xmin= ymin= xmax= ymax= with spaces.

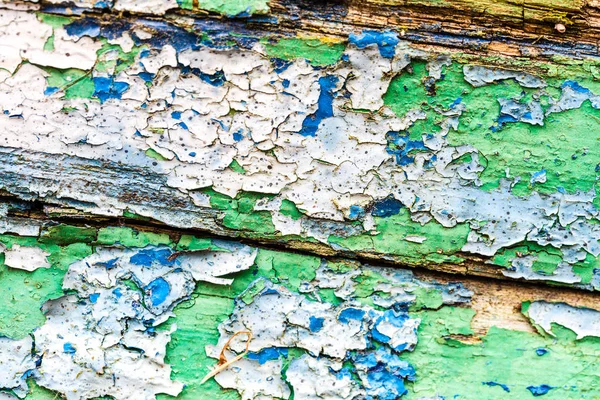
xmin=0 ymin=221 xmax=599 ymax=399
xmin=3 ymin=6 xmax=600 ymax=288
xmin=3 ymin=1 xmax=600 ymax=399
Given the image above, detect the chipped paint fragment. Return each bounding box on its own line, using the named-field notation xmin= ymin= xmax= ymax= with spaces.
xmin=3 ymin=244 xmax=50 ymax=271
xmin=0 ymin=336 xmax=36 ymax=397
xmin=525 ymin=301 xmax=600 ymax=339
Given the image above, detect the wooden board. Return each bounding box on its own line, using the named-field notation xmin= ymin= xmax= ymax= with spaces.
xmin=2 ymin=1 xmax=600 ymax=399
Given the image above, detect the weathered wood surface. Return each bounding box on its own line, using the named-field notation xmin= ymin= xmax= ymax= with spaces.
xmin=2 ymin=1 xmax=600 ymax=399
xmin=2 ymin=2 xmax=600 ymax=288
xmin=1 ymin=213 xmax=600 ymax=399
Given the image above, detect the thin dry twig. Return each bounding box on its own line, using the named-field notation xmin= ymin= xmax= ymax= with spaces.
xmin=200 ymin=330 xmax=252 ymax=385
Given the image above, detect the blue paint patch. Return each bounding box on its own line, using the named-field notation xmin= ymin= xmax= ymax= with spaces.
xmin=386 ymin=131 xmax=428 ymax=166
xmin=64 ymin=17 xmax=131 ymax=40
xmin=113 ymin=287 xmax=122 ymax=299
xmin=129 ymin=247 xmax=174 ymax=267
xmin=372 ymin=310 xmax=411 ymax=351
xmin=282 ymin=79 xmax=290 ymax=88
xmin=371 ymin=196 xmax=403 ymax=218
xmin=189 ymin=151 xmax=196 ymax=157
xmin=309 ymin=316 xmax=325 ymax=332
xmin=349 ymin=30 xmax=400 ymax=58
xmin=200 ymin=70 xmax=226 ymax=86
xmin=181 ymin=66 xmax=226 ymax=87
xmin=450 ymin=97 xmax=462 ymax=109
xmin=89 ymin=293 xmax=100 ymax=304
xmin=483 ymin=381 xmax=510 ymax=392
xmin=64 ymin=18 xmax=101 ymax=38
xmin=247 ymin=347 xmax=288 ymax=364
xmin=338 ymin=307 xmax=365 ymax=323
xmin=97 ymin=257 xmax=118 ymax=269
xmin=44 ymin=86 xmax=60 ymax=96
xmin=271 ymin=58 xmax=291 ymax=74
xmin=353 ymin=347 xmax=415 ymax=400
xmin=63 ymin=343 xmax=76 ymax=355
xmin=530 ymin=169 xmax=547 ymax=184
xmin=132 ymin=20 xmax=202 ymax=52
xmin=298 ymin=75 xmax=338 ymax=137
xmin=212 ymin=118 xmax=229 ymax=131
xmin=138 ymin=72 xmax=154 ymax=82
xmin=527 ymin=385 xmax=555 ymax=396
xmin=562 ymin=80 xmax=591 ymax=94
xmin=262 ymin=288 xmax=280 ymax=296
xmin=171 ymin=111 xmax=182 ymax=120
xmin=348 ymin=205 xmax=365 ymax=220
xmin=93 ymin=77 xmax=130 ymax=103
xmin=491 ymin=114 xmax=518 ymax=132
xmin=536 ymin=348 xmax=548 ymax=356
xmin=233 ymin=129 xmax=244 ymax=141
xmin=145 ymin=277 xmax=170 ymax=306
xmin=335 ymin=367 xmax=353 ymax=381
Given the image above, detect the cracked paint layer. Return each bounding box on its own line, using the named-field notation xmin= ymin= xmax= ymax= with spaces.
xmin=0 ymin=224 xmax=599 ymax=399
xmin=2 ymin=9 xmax=600 ymax=287
xmin=0 ymin=228 xmax=256 ymax=399
xmin=3 ymin=4 xmax=600 ymax=399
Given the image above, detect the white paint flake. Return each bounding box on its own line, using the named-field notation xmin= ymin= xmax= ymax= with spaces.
xmin=0 ymin=336 xmax=36 ymax=398
xmin=526 ymin=301 xmax=600 ymax=339
xmin=287 ymin=355 xmax=364 ymax=400
xmin=3 ymin=244 xmax=50 ymax=271
xmin=213 ymin=357 xmax=291 ymax=400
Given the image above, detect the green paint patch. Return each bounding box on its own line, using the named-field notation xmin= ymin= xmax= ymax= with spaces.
xmin=385 ymin=60 xmax=600 ymax=196
xmin=279 ymin=199 xmax=304 ymax=220
xmin=228 ymin=159 xmax=246 ymax=174
xmin=122 ymin=210 xmax=152 ymax=221
xmin=384 ymin=62 xmax=432 ymax=118
xmin=256 ymin=248 xmax=320 ymax=291
xmin=146 ymin=148 xmax=168 ymax=161
xmin=96 ymin=41 xmax=143 ymax=74
xmin=96 ymin=227 xmax=172 ymax=247
xmin=410 ymin=287 xmax=445 ymax=311
xmin=204 ymin=189 xmax=276 ymax=234
xmin=177 ymin=0 xmax=194 ymax=10
xmin=239 ymin=278 xmax=266 ymax=304
xmin=185 ymin=0 xmax=270 ymax=16
xmin=404 ymin=307 xmax=600 ymax=399
xmin=39 ymin=225 xmax=97 ymax=246
xmin=0 ymin=236 xmax=92 ymax=339
xmin=24 ymin=379 xmax=59 ymax=399
xmin=41 ymin=67 xmax=94 ymax=99
xmin=351 ymin=267 xmax=390 ymax=299
xmin=453 ymin=103 xmax=600 ymax=195
xmin=177 ymin=235 xmax=214 ymax=251
xmin=43 ymin=34 xmax=55 ymax=52
xmin=37 ymin=13 xmax=72 ymax=29
xmin=263 ymin=37 xmax=346 ymax=67
xmin=157 ymin=293 xmax=240 ymax=400
xmin=492 ymin=242 xmax=564 ymax=275
xmin=572 ymin=252 xmax=600 ymax=284
xmin=329 ymin=208 xmax=469 ymax=264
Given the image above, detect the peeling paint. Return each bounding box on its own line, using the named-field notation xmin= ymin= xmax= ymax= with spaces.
xmin=3 ymin=3 xmax=600 ymax=399
xmin=524 ymin=300 xmax=600 ymax=339
xmin=0 ymin=224 xmax=598 ymax=398
xmin=2 ymin=10 xmax=600 ymax=288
